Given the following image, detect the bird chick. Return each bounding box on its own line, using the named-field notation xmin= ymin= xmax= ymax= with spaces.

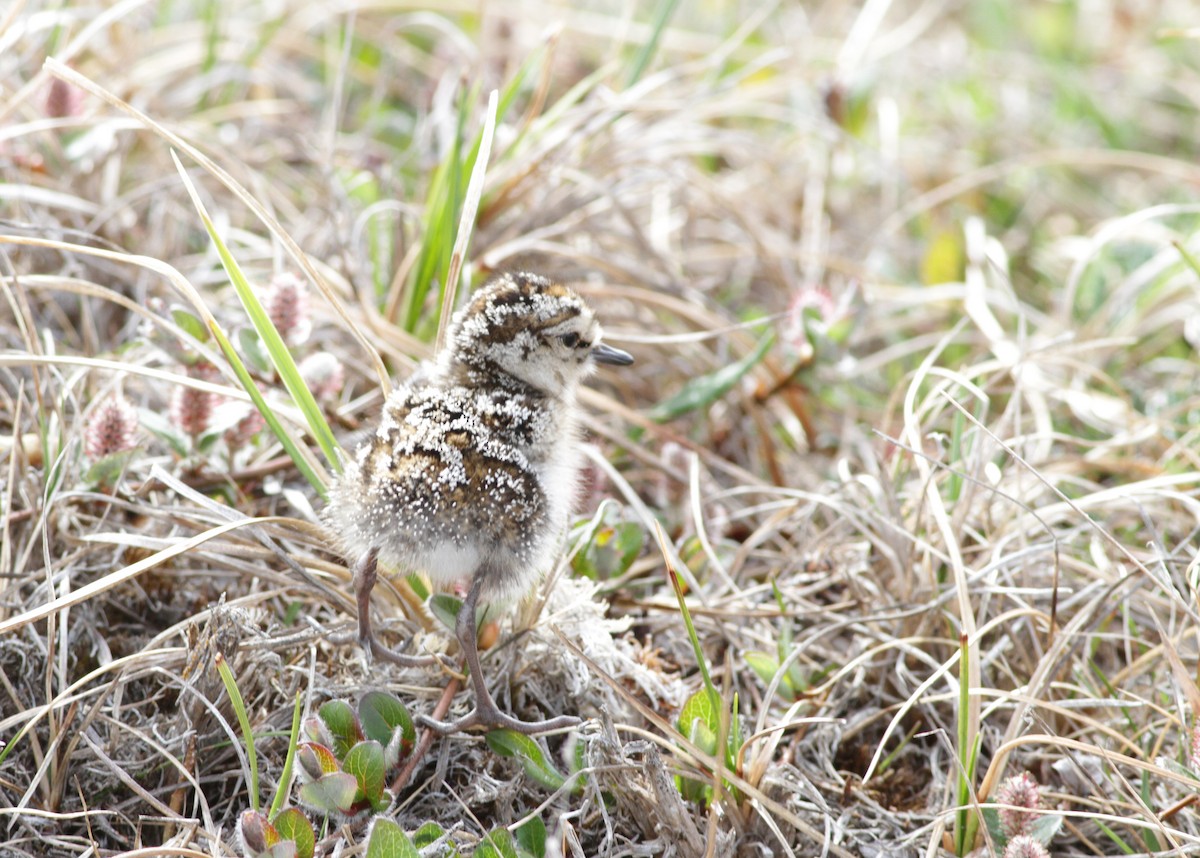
xmin=325 ymin=271 xmax=633 ymax=734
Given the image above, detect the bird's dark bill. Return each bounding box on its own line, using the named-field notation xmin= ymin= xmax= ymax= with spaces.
xmin=592 ymin=343 xmax=634 ymax=366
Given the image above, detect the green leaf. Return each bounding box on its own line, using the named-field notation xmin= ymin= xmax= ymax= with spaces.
xmin=238 ymin=327 xmax=273 ymax=375
xmin=83 ymin=448 xmax=136 ymax=488
xmin=1176 ymin=240 xmax=1200 ymax=279
xmin=215 ymin=652 xmax=260 ymax=812
xmin=624 ymin=0 xmax=682 ymax=87
xmin=727 ymin=692 xmax=742 ymax=774
xmin=171 ymin=307 xmax=209 ymax=342
xmin=412 ymin=821 xmax=447 ymax=848
xmin=239 ymin=810 xmax=281 ymax=854
xmin=743 ymin=651 xmax=782 ymax=690
xmin=365 ymin=818 xmax=421 ymax=858
xmin=270 ymin=808 xmax=315 ymax=858
xmin=301 ymin=716 xmax=326 ymax=746
xmin=296 ymin=742 xmax=339 ymax=781
xmin=318 ymin=700 xmax=363 ymax=759
xmin=675 ymin=773 xmax=710 ymax=806
xmin=649 ymin=333 xmax=773 ymax=423
xmin=342 ymin=740 xmax=387 ymax=808
xmin=359 ymin=691 xmax=415 ymax=768
xmin=268 ymin=691 xmax=305 ymax=819
xmin=515 ymin=816 xmax=546 ymax=858
xmin=429 ymin=593 xmax=462 ymax=632
xmin=486 ymin=729 xmax=568 ymax=792
xmin=476 ymin=829 xmax=518 ymax=858
xmin=211 ymin=235 xmax=340 ymax=470
xmin=667 ymin=560 xmax=715 ymax=695
xmin=1028 ymin=813 xmax=1064 ymax=845
xmin=298 ymin=771 xmax=359 ymax=815
xmin=982 ymin=805 xmax=1005 ymax=848
xmin=677 ymin=688 xmax=719 ymax=756
xmin=574 ymin=520 xmax=644 ymax=580
xmin=745 ymin=650 xmax=801 ymax=701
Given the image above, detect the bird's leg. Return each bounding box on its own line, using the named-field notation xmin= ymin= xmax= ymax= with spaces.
xmin=419 ymin=577 xmax=581 ymax=735
xmin=346 ymin=547 xmax=433 ymax=667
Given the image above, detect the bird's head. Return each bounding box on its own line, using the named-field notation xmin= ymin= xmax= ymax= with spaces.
xmin=443 ymin=271 xmax=633 ymax=397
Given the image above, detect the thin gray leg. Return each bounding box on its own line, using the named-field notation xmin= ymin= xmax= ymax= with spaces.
xmin=419 ymin=576 xmax=581 ymax=735
xmin=352 ymin=548 xmax=433 ymax=668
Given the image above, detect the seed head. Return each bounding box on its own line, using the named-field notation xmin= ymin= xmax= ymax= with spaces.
xmin=996 ymin=771 xmax=1042 ymax=839
xmin=171 ymin=364 xmax=221 ymax=438
xmin=45 ymin=78 xmax=83 ymax=119
xmin=224 ymin=406 xmax=267 ymax=449
xmin=299 ymin=352 xmax=344 ymax=401
xmin=266 ymin=272 xmax=311 ymax=344
xmin=85 ymin=394 xmax=139 ymax=460
xmin=1004 ymin=835 xmax=1050 ymax=858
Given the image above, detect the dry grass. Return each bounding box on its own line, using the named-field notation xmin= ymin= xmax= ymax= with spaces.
xmin=4 ymin=2 xmax=1200 ymax=856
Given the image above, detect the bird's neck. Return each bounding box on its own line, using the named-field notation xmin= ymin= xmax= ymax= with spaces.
xmin=442 ymin=356 xmax=555 ymax=401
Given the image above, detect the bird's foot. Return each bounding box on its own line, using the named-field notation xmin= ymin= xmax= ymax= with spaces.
xmin=418 ymin=704 xmax=580 ymax=736
xmin=362 ymin=631 xmax=436 ymax=668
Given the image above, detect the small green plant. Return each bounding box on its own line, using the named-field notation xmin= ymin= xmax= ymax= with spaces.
xmin=295 ymin=693 xmax=416 ymax=817
xmin=981 ymin=771 xmax=1060 ymax=857
xmin=238 ymin=807 xmax=316 ymax=858
xmin=569 ymin=502 xmax=644 ymax=581
xmin=486 ymin=729 xmax=582 ymax=796
xmin=660 ymin=526 xmax=742 ymax=806
xmin=743 ymin=579 xmax=826 ymax=702
xmin=234 ymin=691 xmax=422 ymax=858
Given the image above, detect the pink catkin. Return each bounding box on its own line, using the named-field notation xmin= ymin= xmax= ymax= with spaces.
xmin=996 ymin=771 xmax=1041 ymax=839
xmin=266 ymin=272 xmax=310 ymax=343
xmin=1004 ymin=835 xmax=1050 ymax=858
xmin=45 ymin=78 xmax=83 ymax=119
xmin=1190 ymin=722 xmax=1200 ymax=771
xmin=85 ymin=395 xmax=139 ymax=460
xmin=225 ymin=408 xmax=266 ymax=449
xmin=171 ymin=364 xmax=221 ymax=437
xmin=298 ymin=352 xmax=344 ymax=401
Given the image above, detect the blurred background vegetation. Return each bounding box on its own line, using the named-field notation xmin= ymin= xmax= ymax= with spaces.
xmin=3 ymin=2 xmax=1200 ymax=856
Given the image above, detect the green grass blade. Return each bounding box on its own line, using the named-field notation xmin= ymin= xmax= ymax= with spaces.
xmin=216 ymin=652 xmax=259 ymax=812
xmin=268 ymin=691 xmax=305 ymax=819
xmin=954 ymin=632 xmax=975 ymax=855
xmin=435 ymin=89 xmax=498 ymax=353
xmin=624 ymin=0 xmax=682 ymax=87
xmin=208 ymin=322 xmax=328 ymax=497
xmin=171 ymin=151 xmax=341 ymax=486
xmin=658 ymin=521 xmax=715 ymax=696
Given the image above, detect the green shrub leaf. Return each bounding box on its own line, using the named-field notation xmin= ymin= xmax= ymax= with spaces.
xmin=359 ymin=691 xmax=416 ymax=768
xmin=298 ymin=771 xmax=358 ymax=815
xmin=171 ymin=307 xmax=209 ymax=343
xmin=269 ymin=808 xmax=315 ymax=858
xmin=486 ymin=729 xmax=567 ymax=792
xmin=515 ymin=815 xmax=546 ymax=858
xmin=429 ymin=593 xmax=462 ymax=631
xmin=677 ymin=687 xmax=720 ymax=754
xmin=475 ymin=828 xmax=518 ymax=858
xmin=412 ymin=821 xmax=447 ymax=848
xmin=342 ymin=740 xmax=387 ymax=808
xmin=365 ymin=817 xmax=420 ymax=858
xmin=296 ymin=742 xmax=339 ymax=781
xmin=649 ymin=333 xmax=773 ymax=423
xmin=317 ymin=700 xmax=363 ymax=759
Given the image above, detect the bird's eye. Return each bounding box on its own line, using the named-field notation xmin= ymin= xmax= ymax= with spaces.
xmin=559 ymin=332 xmax=580 ymax=348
